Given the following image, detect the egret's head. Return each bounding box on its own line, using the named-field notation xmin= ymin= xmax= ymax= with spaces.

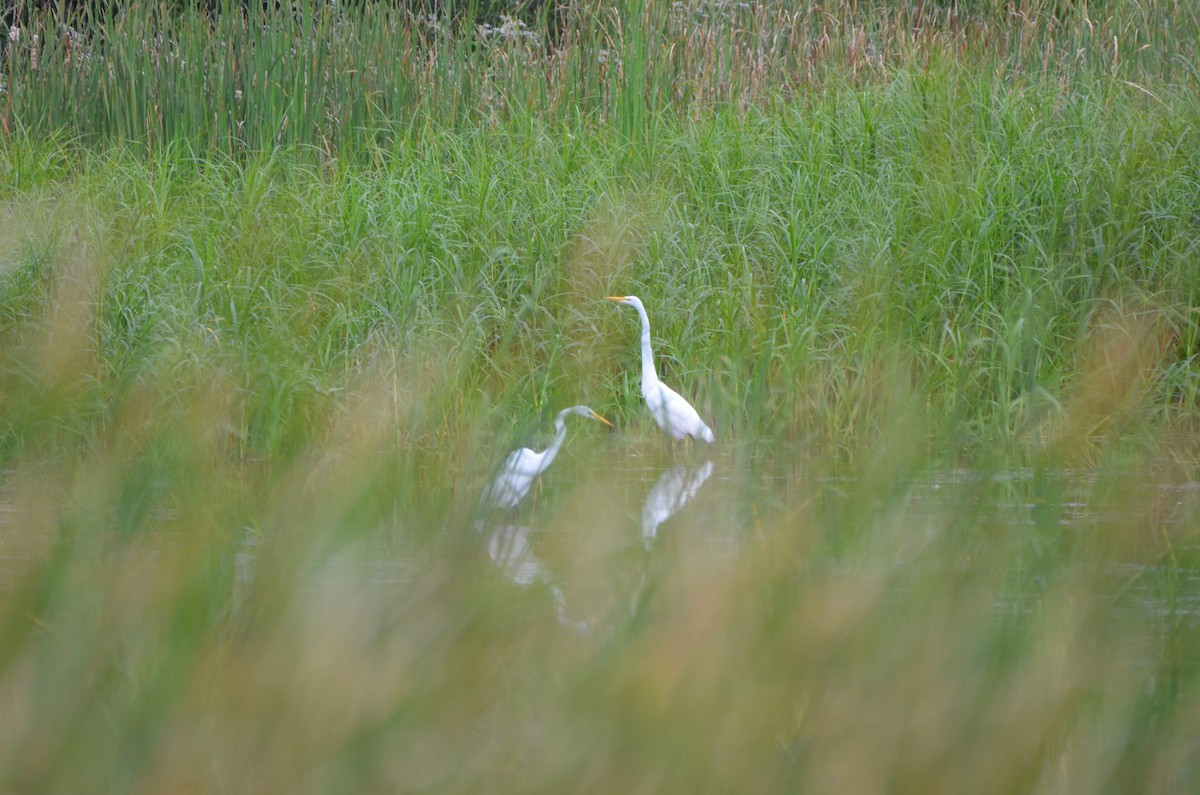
xmin=562 ymin=405 xmax=613 ymax=427
xmin=605 ymin=295 xmax=644 ymax=311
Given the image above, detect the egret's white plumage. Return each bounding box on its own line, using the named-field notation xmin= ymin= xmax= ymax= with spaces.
xmin=606 ymin=295 xmax=714 ymax=443
xmin=481 ymin=405 xmax=612 ymax=510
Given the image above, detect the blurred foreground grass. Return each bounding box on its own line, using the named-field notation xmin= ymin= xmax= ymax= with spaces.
xmin=1 ymin=318 xmax=1198 ymax=791
xmin=1 ymin=136 xmax=1199 ymax=791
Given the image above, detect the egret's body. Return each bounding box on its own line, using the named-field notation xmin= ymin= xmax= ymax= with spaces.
xmin=606 ymin=295 xmax=714 ymax=443
xmin=481 ymin=405 xmax=612 ymax=510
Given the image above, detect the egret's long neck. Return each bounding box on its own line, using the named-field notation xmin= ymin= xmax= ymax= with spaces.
xmin=539 ymin=414 xmax=570 ymax=472
xmin=635 ymin=303 xmax=658 ymax=390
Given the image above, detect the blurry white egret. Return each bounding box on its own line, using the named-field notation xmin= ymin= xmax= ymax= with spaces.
xmin=481 ymin=405 xmax=612 ymax=510
xmin=606 ymin=295 xmax=715 ymax=443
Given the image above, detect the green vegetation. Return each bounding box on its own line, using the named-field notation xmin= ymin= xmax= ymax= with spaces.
xmin=1 ymin=0 xmax=1199 ymax=791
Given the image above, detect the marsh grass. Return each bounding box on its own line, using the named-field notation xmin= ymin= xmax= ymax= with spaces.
xmin=3 ymin=0 xmax=1199 ymax=155
xmin=1 ymin=104 xmax=1199 ymax=790
xmin=5 ymin=66 xmax=1199 ymax=457
xmin=1 ymin=0 xmax=1200 ymax=791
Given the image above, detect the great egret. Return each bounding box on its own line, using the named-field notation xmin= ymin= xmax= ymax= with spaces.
xmin=606 ymin=295 xmax=715 ymax=443
xmin=481 ymin=405 xmax=612 ymax=510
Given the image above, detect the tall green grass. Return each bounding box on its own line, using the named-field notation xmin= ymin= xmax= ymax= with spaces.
xmin=3 ymin=0 xmax=1199 ymax=155
xmin=1 ymin=0 xmax=1200 ymax=791
xmin=4 ymin=63 xmax=1198 ymax=457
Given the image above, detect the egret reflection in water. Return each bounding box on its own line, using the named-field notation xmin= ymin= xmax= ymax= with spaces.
xmin=481 ymin=522 xmax=590 ymax=634
xmin=473 ymin=455 xmax=716 ymax=634
xmin=640 ymin=459 xmax=715 ymax=550
xmin=485 ymin=523 xmax=542 ymax=586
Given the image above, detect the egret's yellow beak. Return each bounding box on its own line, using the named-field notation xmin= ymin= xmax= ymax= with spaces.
xmin=605 ymin=296 xmax=627 ymax=302
xmin=592 ymin=412 xmax=614 ymax=427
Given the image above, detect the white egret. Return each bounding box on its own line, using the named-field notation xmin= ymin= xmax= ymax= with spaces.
xmin=481 ymin=405 xmax=612 ymax=510
xmin=606 ymin=295 xmax=715 ymax=443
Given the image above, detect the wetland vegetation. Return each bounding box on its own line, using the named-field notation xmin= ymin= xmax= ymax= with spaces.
xmin=1 ymin=0 xmax=1200 ymax=791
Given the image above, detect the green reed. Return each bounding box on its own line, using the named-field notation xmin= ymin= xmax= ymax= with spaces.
xmin=3 ymin=1 xmax=1198 ymax=156
xmin=3 ymin=62 xmax=1199 ymax=462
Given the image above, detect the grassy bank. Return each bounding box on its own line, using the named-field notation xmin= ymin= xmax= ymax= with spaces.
xmin=1 ymin=0 xmax=1200 ymax=792
xmin=4 ymin=69 xmax=1199 ymax=459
